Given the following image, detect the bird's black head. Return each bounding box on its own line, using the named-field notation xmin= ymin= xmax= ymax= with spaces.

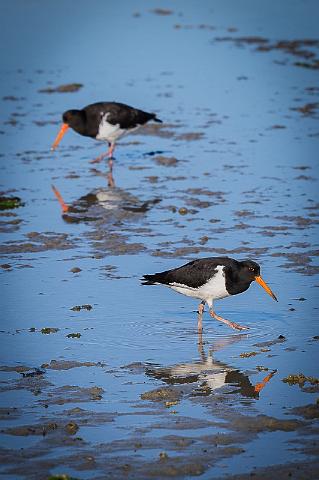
xmin=239 ymin=259 xmax=261 ymax=282
xmin=51 ymin=109 xmax=87 ymax=150
xmin=62 ymin=109 xmax=85 ymax=133
xmin=238 ymin=259 xmax=277 ymax=302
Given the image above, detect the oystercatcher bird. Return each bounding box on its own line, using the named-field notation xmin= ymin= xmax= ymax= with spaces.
xmin=51 ymin=102 xmax=162 ymax=184
xmin=142 ymin=257 xmax=277 ymax=331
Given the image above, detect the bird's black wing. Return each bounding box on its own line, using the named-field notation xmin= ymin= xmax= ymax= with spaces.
xmin=85 ymin=102 xmax=161 ymax=130
xmin=107 ymin=102 xmax=161 ymax=128
xmin=142 ymin=257 xmax=236 ymax=288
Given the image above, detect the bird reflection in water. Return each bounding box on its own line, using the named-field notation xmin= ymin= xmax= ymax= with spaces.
xmin=51 ymin=147 xmax=118 ymax=218
xmin=146 ymin=332 xmax=276 ymax=399
xmin=51 ymin=183 xmax=160 ymax=223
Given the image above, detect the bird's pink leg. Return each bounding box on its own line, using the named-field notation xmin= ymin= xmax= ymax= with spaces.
xmin=197 ymin=301 xmax=205 ymax=333
xmin=91 ymin=143 xmax=116 ymax=164
xmin=198 ymin=301 xmax=205 ymax=315
xmin=209 ymin=309 xmax=249 ymax=331
xmin=90 ymin=151 xmax=109 ymax=164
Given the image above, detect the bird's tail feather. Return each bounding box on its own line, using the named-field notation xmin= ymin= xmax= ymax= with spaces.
xmin=152 ymin=115 xmax=162 ymax=123
xmin=141 ymin=273 xmax=162 ymax=285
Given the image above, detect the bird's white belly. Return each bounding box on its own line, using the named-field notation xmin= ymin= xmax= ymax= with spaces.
xmin=96 ymin=119 xmax=125 ymax=143
xmin=167 ymin=362 xmax=230 ymax=391
xmin=96 ymin=113 xmax=141 ymax=143
xmin=168 ymin=265 xmax=230 ymax=303
xmin=205 ymin=371 xmax=228 ymax=391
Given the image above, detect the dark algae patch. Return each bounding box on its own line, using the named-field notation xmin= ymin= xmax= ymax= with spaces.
xmin=291 ymin=102 xmax=319 ymax=116
xmin=151 ymin=8 xmax=173 ymax=16
xmin=40 ymin=360 xmax=103 ymax=370
xmin=0 ymin=196 xmax=24 ymax=210
xmin=239 ymin=351 xmax=258 ymax=358
xmin=222 ymin=460 xmax=319 ymax=479
xmin=41 ymin=385 xmax=104 ymax=405
xmin=41 ymin=327 xmax=59 ymax=334
xmin=229 ymin=414 xmax=305 ymax=433
xmin=214 ymin=36 xmax=319 ymax=69
xmin=154 ymin=155 xmax=179 ymax=167
xmin=70 ymin=304 xmax=92 ymax=311
xmin=38 ymin=83 xmax=83 ymax=93
xmin=64 ymin=421 xmax=79 ymax=435
xmin=282 ymin=373 xmax=319 ymax=387
xmin=141 ymin=386 xmax=182 ymax=403
xmin=2 ymin=422 xmax=59 ymax=436
xmin=21 ymin=368 xmax=45 ymax=378
xmin=0 ymin=232 xmax=76 ymax=254
xmin=0 ymin=364 xmax=31 ymax=373
xmin=291 ymin=402 xmax=319 ymax=419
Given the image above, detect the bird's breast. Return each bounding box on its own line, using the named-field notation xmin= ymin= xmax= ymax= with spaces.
xmin=96 ymin=113 xmax=125 ymax=142
xmin=96 ymin=113 xmax=142 ymax=142
xmin=168 ymin=265 xmax=230 ymax=301
xmin=197 ymin=266 xmax=231 ymax=300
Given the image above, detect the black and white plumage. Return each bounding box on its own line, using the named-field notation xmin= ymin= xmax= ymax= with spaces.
xmin=51 ymin=102 xmax=162 ymax=181
xmin=142 ymin=257 xmax=277 ymax=331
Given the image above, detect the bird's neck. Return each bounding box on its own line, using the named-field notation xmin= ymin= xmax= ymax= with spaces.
xmin=70 ymin=111 xmax=87 ymax=135
xmin=225 ymin=270 xmax=252 ymax=295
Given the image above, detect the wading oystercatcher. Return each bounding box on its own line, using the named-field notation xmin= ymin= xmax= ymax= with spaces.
xmin=51 ymin=101 xmax=162 ymax=178
xmin=142 ymin=257 xmax=277 ymax=332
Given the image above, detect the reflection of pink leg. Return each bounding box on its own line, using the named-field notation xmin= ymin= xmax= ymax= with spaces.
xmin=197 ymin=329 xmax=204 ymax=359
xmin=209 ymin=309 xmax=249 ymax=331
xmin=51 ymin=185 xmax=69 ymax=213
xmin=108 ymin=143 xmax=115 ymax=159
xmin=107 ymin=171 xmax=115 ymax=188
xmin=107 ymin=154 xmax=115 ymax=188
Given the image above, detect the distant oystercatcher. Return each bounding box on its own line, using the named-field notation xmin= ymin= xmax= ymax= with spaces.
xmin=142 ymin=257 xmax=277 ymax=331
xmin=51 ymin=102 xmax=162 ymax=168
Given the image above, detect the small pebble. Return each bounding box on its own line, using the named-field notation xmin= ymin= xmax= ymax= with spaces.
xmin=70 ymin=267 xmax=82 ymax=273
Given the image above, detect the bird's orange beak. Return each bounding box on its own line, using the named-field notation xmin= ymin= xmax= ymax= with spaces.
xmin=255 ymin=275 xmax=278 ymax=302
xmin=51 ymin=123 xmax=69 ymax=150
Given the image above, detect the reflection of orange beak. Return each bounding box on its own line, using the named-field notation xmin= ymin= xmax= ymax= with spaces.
xmin=254 ymin=369 xmax=277 ymax=393
xmin=255 ymin=275 xmax=278 ymax=302
xmin=51 ymin=123 xmax=69 ymax=150
xmin=51 ymin=184 xmax=69 ymax=213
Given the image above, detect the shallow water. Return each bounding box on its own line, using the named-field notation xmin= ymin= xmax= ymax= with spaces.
xmin=1 ymin=1 xmax=319 ymax=479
